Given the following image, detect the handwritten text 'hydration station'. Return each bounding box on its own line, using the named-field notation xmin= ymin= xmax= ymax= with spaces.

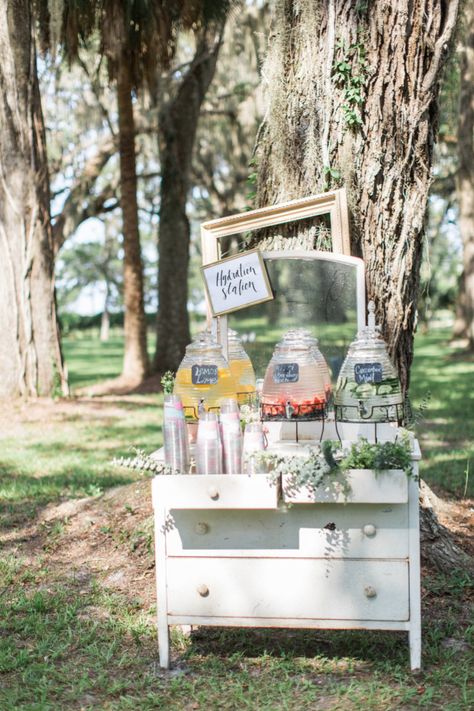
xmin=215 ymin=262 xmax=259 ymax=300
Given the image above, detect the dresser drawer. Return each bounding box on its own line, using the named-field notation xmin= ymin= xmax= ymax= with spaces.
xmin=282 ymin=469 xmax=408 ymax=504
xmin=166 ymin=558 xmax=409 ymax=621
xmin=165 ymin=504 xmax=408 ymax=559
xmin=153 ymin=474 xmax=278 ymax=510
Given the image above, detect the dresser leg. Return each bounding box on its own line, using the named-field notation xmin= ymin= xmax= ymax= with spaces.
xmin=158 ymin=621 xmax=170 ymax=669
xmin=409 ymin=627 xmax=421 ymax=671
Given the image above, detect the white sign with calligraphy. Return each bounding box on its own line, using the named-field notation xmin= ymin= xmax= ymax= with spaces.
xmin=201 ymin=249 xmax=273 ymax=316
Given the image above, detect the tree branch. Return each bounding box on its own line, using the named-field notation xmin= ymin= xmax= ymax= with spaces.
xmin=52 ymin=135 xmax=116 ymax=253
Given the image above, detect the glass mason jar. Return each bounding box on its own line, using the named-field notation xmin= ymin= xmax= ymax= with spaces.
xmin=227 ymin=328 xmax=256 ymax=405
xmin=261 ymin=333 xmax=327 ymax=420
xmin=334 ymin=324 xmax=404 ymax=423
xmin=174 ymin=330 xmax=237 ymax=420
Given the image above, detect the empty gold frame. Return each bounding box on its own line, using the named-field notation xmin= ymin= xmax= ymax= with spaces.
xmin=200 ymin=189 xmax=351 ymax=265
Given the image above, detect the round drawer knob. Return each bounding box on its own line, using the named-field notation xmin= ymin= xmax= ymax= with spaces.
xmin=364 ymin=585 xmax=377 ymax=598
xmin=194 ymin=522 xmax=209 ymax=535
xmin=208 ymin=486 xmax=219 ymax=500
xmin=197 ymin=584 xmax=209 ymax=597
xmin=363 ymin=524 xmax=376 ymax=537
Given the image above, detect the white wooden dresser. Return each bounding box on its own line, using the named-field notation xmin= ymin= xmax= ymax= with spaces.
xmin=152 ymin=440 xmax=421 ymax=670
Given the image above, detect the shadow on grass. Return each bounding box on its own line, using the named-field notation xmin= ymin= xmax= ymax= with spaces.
xmin=0 ymin=463 xmax=137 ymax=531
xmin=185 ymin=626 xmax=409 ymax=667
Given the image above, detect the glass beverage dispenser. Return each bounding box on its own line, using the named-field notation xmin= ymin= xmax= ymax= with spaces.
xmin=334 ymin=302 xmax=404 ymax=423
xmin=261 ymin=332 xmax=327 ymax=420
xmin=174 ymin=331 xmax=237 ymax=419
xmin=227 ymin=328 xmax=256 ymax=405
xmin=283 ymin=328 xmax=332 ymax=403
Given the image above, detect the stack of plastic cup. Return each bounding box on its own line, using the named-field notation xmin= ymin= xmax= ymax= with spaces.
xmin=196 ymin=412 xmax=223 ymax=475
xmin=220 ymin=398 xmax=242 ymax=475
xmin=242 ymin=422 xmax=267 ymax=475
xmin=163 ymin=394 xmax=190 ymax=473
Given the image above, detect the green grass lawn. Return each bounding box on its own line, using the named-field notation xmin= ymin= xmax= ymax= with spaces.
xmin=0 ymin=326 xmax=472 ymax=710
xmin=409 ymin=329 xmax=474 ymax=498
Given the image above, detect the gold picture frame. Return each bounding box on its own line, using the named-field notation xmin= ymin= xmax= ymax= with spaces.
xmin=201 ymin=189 xmax=351 ymax=266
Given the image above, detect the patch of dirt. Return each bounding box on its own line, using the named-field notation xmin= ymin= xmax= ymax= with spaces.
xmin=2 ymin=477 xmax=156 ymax=611
xmin=39 ymin=480 xmax=156 ymax=608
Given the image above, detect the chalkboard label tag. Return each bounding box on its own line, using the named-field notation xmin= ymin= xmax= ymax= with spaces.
xmin=273 ymin=363 xmax=299 ymax=383
xmin=192 ymin=364 xmax=218 ymax=385
xmin=354 ymin=362 xmax=383 ymax=384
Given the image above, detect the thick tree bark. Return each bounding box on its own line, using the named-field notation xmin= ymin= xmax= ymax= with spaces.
xmin=0 ymin=0 xmax=66 ymax=398
xmin=116 ymin=57 xmax=149 ymax=383
xmin=255 ymin=0 xmax=459 ymax=392
xmin=419 ymin=480 xmax=473 ymax=574
xmin=153 ymin=30 xmax=224 ymax=374
xmin=453 ymin=3 xmax=474 ymax=348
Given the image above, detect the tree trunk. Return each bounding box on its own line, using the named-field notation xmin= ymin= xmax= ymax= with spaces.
xmin=453 ymin=3 xmax=474 ymax=348
xmin=116 ymin=57 xmax=149 ymax=382
xmin=419 ymin=480 xmax=473 ymax=574
xmin=153 ymin=29 xmax=225 ymax=374
xmin=100 ymin=283 xmax=110 ymax=342
xmin=0 ymin=0 xmax=66 ymax=398
xmin=255 ymin=0 xmax=459 ymax=392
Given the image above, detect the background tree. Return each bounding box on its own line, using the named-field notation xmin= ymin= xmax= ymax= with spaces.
xmin=55 ymin=217 xmax=123 ymax=341
xmin=0 ymin=0 xmax=66 ymax=398
xmin=154 ymin=1 xmax=265 ymax=372
xmin=452 ymin=2 xmax=474 ymax=348
xmin=254 ymin=0 xmax=460 ymax=391
xmin=154 ymin=21 xmax=228 ymax=373
xmin=39 ymin=0 xmax=182 ymax=385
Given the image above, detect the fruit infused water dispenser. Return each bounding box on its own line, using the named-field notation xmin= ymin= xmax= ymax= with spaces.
xmin=227 ymin=328 xmax=256 ymax=405
xmin=261 ymin=332 xmax=327 ymax=420
xmin=174 ymin=330 xmax=237 ymax=419
xmin=283 ymin=329 xmax=332 ymax=403
xmin=334 ymin=302 xmax=404 ymax=423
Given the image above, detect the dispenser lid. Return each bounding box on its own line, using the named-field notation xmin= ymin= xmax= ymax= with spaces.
xmin=185 ymin=330 xmax=223 ymax=356
xmin=350 ymin=301 xmax=387 ymax=351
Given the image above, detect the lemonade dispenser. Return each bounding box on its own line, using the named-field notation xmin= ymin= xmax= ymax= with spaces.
xmin=227 ymin=328 xmax=256 ymax=405
xmin=174 ymin=331 xmax=237 ymax=419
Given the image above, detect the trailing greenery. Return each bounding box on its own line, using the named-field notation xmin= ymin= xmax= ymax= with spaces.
xmin=333 ymin=37 xmax=368 ymax=129
xmin=254 ymin=436 xmax=414 ymax=500
xmin=113 ymin=449 xmax=177 ymax=476
xmin=256 ymin=445 xmax=339 ymax=498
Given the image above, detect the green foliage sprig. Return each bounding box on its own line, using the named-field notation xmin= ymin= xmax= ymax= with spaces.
xmin=113 ymin=449 xmax=178 ymax=476
xmin=404 ymin=391 xmax=432 ymax=430
xmin=338 ymin=435 xmax=414 ymax=478
xmin=160 ymin=371 xmax=175 ymax=395
xmin=333 ymin=38 xmax=368 ymax=129
xmin=254 ymin=443 xmax=342 ymax=496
